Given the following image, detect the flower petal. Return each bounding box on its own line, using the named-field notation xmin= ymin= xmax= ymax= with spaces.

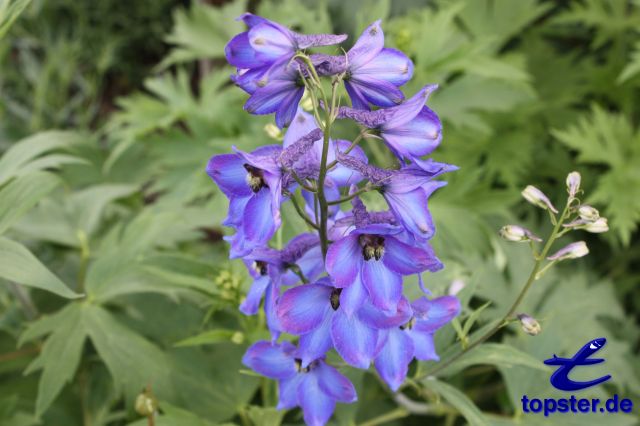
xmin=374 ymin=329 xmax=414 ymax=391
xmin=298 ymin=374 xmax=336 ymax=426
xmin=243 ymin=189 xmax=277 ymax=245
xmin=383 ymin=85 xmax=438 ymax=130
xmin=355 ymin=48 xmax=413 ymax=86
xmin=277 ymin=374 xmax=304 ymax=410
xmin=326 ymin=234 xmax=362 ymax=287
xmin=298 ymin=313 xmax=333 ymax=367
xmin=359 ymin=297 xmax=412 ymax=329
xmin=407 ymin=330 xmax=438 ymax=361
xmin=316 ymin=362 xmax=357 ymax=403
xmin=283 ymin=109 xmax=320 ymax=147
xmin=206 ymin=154 xmax=251 ymax=197
xmin=277 ymin=284 xmax=332 ymax=334
xmin=349 ymin=77 xmax=405 ymax=107
xmin=383 ymin=236 xmax=442 ymax=274
xmin=248 ymin=22 xmax=295 ymax=61
xmin=383 ymin=189 xmax=435 ymax=240
xmin=344 ymin=80 xmax=371 ymax=110
xmin=225 ymin=32 xmax=265 ymax=69
xmin=245 ymin=80 xmax=298 ymax=115
xmin=348 ymin=20 xmax=384 ymax=70
xmin=382 ymin=107 xmax=442 ymax=159
xmin=275 ymin=87 xmax=305 ymax=128
xmin=239 ymin=275 xmax=270 ymax=315
xmin=331 ymin=309 xmax=378 ymax=369
xmin=362 ymin=259 xmax=402 ymax=312
xmin=339 ymin=273 xmax=367 ymax=316
xmin=412 ymin=296 xmax=460 ymax=333
xmin=242 ymin=341 xmax=296 ymax=379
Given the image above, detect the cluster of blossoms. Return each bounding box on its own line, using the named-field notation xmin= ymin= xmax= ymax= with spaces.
xmin=208 ymin=15 xmax=460 ymax=425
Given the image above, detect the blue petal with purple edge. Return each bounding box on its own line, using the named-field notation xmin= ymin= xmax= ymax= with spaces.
xmin=331 ymin=309 xmax=379 ymax=369
xmin=407 ymin=330 xmax=439 ymax=361
xmin=242 ymin=189 xmax=277 ymax=244
xmin=276 ymin=87 xmax=305 ymax=128
xmin=298 ymin=373 xmax=337 ymax=426
xmin=223 ymin=196 xmax=249 ymax=227
xmin=348 ymin=20 xmax=384 ymax=70
xmin=339 ymin=273 xmax=367 ymax=316
xmin=206 ymin=154 xmax=251 ymax=198
xmin=349 ymin=77 xmax=405 ymax=107
xmin=362 ymin=259 xmax=402 ymax=312
xmin=283 ymin=110 xmax=319 ymax=147
xmin=298 ymin=313 xmax=333 ymax=367
xmin=245 ymin=80 xmax=299 ymax=115
xmin=242 ymin=341 xmax=297 ymax=379
xmin=326 ymin=234 xmax=362 ymax=288
xmin=359 ymin=297 xmax=412 ymax=329
xmin=277 ymin=374 xmax=304 ymax=409
xmin=374 ymin=328 xmax=414 ymax=391
xmin=344 ymin=80 xmax=371 ymax=110
xmin=277 ymin=284 xmax=332 ymax=334
xmin=384 ymin=237 xmax=438 ymax=274
xmin=384 ymin=189 xmax=438 ymax=241
xmin=225 ymin=32 xmax=266 ymax=69
xmin=355 ymin=48 xmax=413 ymax=86
xmin=382 ymin=107 xmax=442 ymax=159
xmin=232 ymin=65 xmax=270 ymax=94
xmin=239 ymin=275 xmax=270 ymax=315
xmin=264 ymin=282 xmax=282 ymax=341
xmin=383 ymin=85 xmax=438 ymax=129
xmin=238 ymin=13 xmax=268 ymax=29
xmin=248 ymin=22 xmax=295 ymax=61
xmin=316 ymin=362 xmax=357 ymax=403
xmin=413 ymin=296 xmax=461 ymax=332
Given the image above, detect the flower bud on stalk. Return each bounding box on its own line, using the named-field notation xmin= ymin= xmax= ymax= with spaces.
xmin=517 ymin=314 xmax=541 ymax=336
xmin=584 ymin=217 xmax=609 ymax=233
xmin=499 ymin=225 xmax=542 ymax=242
xmin=522 ymin=185 xmax=558 ymax=214
xmin=135 ymin=387 xmax=157 ymax=417
xmin=547 ymin=241 xmax=589 ymax=261
xmin=578 ymin=205 xmax=599 ymax=221
xmin=566 ymin=171 xmax=581 ymax=198
xmin=264 ymin=123 xmax=283 ymax=140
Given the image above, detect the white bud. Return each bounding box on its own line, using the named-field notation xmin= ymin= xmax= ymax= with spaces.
xmin=263 ymin=123 xmax=282 ymax=140
xmin=584 ymin=217 xmax=609 ymax=233
xmin=448 ymin=279 xmax=465 ymax=296
xmin=300 ymin=93 xmax=314 ymax=111
xmin=547 ymin=241 xmax=589 ymax=261
xmin=499 ymin=225 xmax=542 ymax=242
xmin=578 ymin=205 xmax=599 ymax=221
xmin=517 ymin=314 xmax=541 ymax=336
xmin=566 ymin=171 xmax=581 ymax=198
xmin=522 ymin=185 xmax=558 ymax=214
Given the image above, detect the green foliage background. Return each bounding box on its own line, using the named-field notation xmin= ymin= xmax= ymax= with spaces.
xmin=0 ymin=0 xmax=639 ymax=425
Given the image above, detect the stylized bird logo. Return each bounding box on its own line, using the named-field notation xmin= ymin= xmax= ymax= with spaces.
xmin=544 ymin=337 xmax=612 ymax=391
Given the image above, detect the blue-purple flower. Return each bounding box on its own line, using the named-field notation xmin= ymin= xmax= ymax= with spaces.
xmin=375 ymin=296 xmax=460 ymax=390
xmin=336 ymin=85 xmax=442 ymax=161
xmin=243 ymin=341 xmax=356 ymax=426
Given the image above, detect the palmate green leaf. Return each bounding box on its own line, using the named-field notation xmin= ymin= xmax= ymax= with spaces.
xmin=23 ymin=304 xmax=86 ymax=417
xmin=69 ymin=184 xmax=139 ymax=236
xmin=127 ymin=402 xmax=228 ymax=426
xmin=618 ymin=40 xmax=640 ymax=83
xmin=0 ymin=131 xmax=84 ymax=186
xmin=174 ymin=329 xmax=239 ymax=348
xmin=0 ymin=237 xmax=80 ymax=298
xmin=0 ymin=171 xmax=59 ymax=235
xmin=552 ymin=104 xmax=640 ymax=245
xmin=257 ymin=0 xmax=332 ymax=35
xmin=422 ymin=378 xmax=489 ymax=426
xmin=247 ymin=406 xmax=284 ymax=426
xmin=159 ymin=0 xmax=247 ymax=69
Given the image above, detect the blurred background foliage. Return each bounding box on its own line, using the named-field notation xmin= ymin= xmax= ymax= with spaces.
xmin=0 ymin=0 xmax=639 ymax=425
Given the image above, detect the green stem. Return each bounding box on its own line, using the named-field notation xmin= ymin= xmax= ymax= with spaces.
xmin=327 ymin=185 xmax=374 ymax=205
xmin=359 ymin=408 xmax=409 ymax=426
xmin=416 ymin=202 xmax=571 ymax=380
xmin=326 ymin=130 xmax=368 ymax=170
xmin=288 ymin=191 xmax=319 ymax=230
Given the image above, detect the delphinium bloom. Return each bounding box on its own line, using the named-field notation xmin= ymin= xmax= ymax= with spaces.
xmin=209 ymin=15 xmax=459 ymax=426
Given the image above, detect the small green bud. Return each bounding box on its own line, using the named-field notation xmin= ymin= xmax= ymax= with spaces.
xmin=517 ymin=314 xmax=541 ymax=336
xmin=566 ymin=171 xmax=581 ymax=198
xmin=264 ymin=123 xmax=282 ymax=140
xmin=578 ymin=205 xmax=599 ymax=221
xmin=499 ymin=225 xmax=542 ymax=242
xmin=584 ymin=217 xmax=608 ymax=233
xmin=522 ymin=185 xmax=558 ymax=214
xmin=135 ymin=387 xmax=157 ymax=417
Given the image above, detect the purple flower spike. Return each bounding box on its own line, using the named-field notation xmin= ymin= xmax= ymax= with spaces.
xmin=243 ymin=341 xmax=356 ymax=426
xmin=375 ymin=296 xmax=460 ymax=390
xmin=336 ymin=85 xmax=442 ymax=160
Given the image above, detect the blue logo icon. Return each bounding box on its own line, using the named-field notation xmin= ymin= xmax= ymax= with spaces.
xmin=544 ymin=337 xmax=612 ymax=391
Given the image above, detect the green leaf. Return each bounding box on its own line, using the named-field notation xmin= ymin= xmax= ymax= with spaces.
xmin=422 ymin=378 xmax=489 ymax=426
xmin=618 ymin=40 xmax=640 ymax=83
xmin=126 ymin=402 xmax=223 ymax=426
xmin=174 ymin=330 xmax=240 ymax=348
xmin=0 ymin=0 xmax=32 ymax=40
xmin=437 ymin=343 xmax=549 ymax=376
xmin=247 ymin=406 xmax=284 ymax=426
xmin=461 ymin=301 xmax=492 ymax=338
xmin=0 ymin=172 xmax=59 ymax=235
xmin=0 ymin=237 xmax=80 ymax=298
xmin=69 ymin=184 xmax=139 ymax=235
xmin=24 ymin=304 xmax=86 ymax=417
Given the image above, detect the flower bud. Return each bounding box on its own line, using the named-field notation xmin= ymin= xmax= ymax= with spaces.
xmin=517 ymin=314 xmax=541 ymax=336
xmin=566 ymin=171 xmax=581 ymax=198
xmin=578 ymin=205 xmax=599 ymax=221
xmin=135 ymin=387 xmax=157 ymax=417
xmin=547 ymin=241 xmax=589 ymax=261
xmin=584 ymin=217 xmax=608 ymax=233
xmin=522 ymin=185 xmax=558 ymax=214
xmin=448 ymin=279 xmax=465 ymax=296
xmin=263 ymin=123 xmax=282 ymax=140
xmin=300 ymin=93 xmax=314 ymax=112
xmin=499 ymin=225 xmax=542 ymax=242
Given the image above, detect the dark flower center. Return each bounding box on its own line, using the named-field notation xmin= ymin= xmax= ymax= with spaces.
xmin=359 ymin=234 xmax=385 ymax=261
xmin=330 ymin=288 xmax=342 ymax=310
xmin=399 ymin=317 xmax=416 ymax=330
xmin=244 ymin=164 xmax=267 ymax=193
xmin=294 ymin=358 xmax=317 ymax=373
xmin=252 ymin=260 xmax=268 ymax=276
